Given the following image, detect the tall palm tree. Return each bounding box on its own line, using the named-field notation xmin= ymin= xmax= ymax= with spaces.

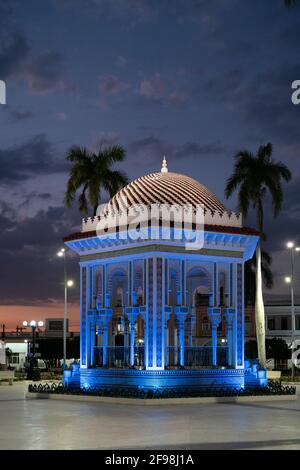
xmin=225 ymin=143 xmax=291 ymax=367
xmin=65 ymin=145 xmax=128 ymax=216
xmin=244 ymin=250 xmax=273 ymax=307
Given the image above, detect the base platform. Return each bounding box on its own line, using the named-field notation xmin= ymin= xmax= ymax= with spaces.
xmin=63 ymin=365 xmax=268 ymax=391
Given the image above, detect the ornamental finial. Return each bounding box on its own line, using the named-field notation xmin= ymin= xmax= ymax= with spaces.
xmin=161 ymin=156 xmax=168 ymax=173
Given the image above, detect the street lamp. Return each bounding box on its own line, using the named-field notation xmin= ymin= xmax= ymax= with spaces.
xmin=23 ymin=319 xmax=44 ymax=380
xmin=57 ymin=247 xmax=73 ymax=369
xmin=285 ymin=242 xmax=300 ymax=381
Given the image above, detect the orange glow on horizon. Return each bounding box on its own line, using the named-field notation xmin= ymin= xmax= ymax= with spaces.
xmin=0 ymin=303 xmax=80 ymax=331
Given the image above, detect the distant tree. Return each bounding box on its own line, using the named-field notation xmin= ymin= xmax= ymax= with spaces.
xmin=266 ymin=338 xmax=290 ymax=362
xmin=245 ymin=340 xmax=258 ymax=360
xmin=37 ymin=337 xmax=80 ymax=367
xmin=65 ymin=145 xmax=128 ymax=216
xmin=5 ymin=347 xmax=12 ymax=367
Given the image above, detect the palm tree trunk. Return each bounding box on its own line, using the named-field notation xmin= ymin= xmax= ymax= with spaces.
xmin=255 ymin=243 xmax=266 ymax=368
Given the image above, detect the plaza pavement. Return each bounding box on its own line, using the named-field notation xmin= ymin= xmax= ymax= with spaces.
xmin=0 ymin=382 xmax=300 ymax=450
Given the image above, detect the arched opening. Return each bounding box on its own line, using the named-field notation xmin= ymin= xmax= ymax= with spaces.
xmin=108 ymin=268 xmax=128 ymax=367
xmin=192 ymin=284 xmax=210 ymax=340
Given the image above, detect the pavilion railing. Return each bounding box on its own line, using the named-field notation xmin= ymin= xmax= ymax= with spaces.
xmin=93 ymin=345 xmax=228 ymax=369
xmin=166 ymin=346 xmax=228 ymax=368
xmin=94 ymin=346 xmax=144 ymax=368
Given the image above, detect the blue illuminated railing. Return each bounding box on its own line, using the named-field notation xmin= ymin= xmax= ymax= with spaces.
xmin=134 ymin=346 xmax=145 ymax=368
xmin=184 ymin=347 xmax=212 ymax=367
xmin=166 ymin=346 xmax=228 ymax=368
xmin=94 ymin=346 xmax=144 ymax=368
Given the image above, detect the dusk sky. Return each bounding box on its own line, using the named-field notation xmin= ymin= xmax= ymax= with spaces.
xmin=1 ymin=0 xmax=300 ymax=330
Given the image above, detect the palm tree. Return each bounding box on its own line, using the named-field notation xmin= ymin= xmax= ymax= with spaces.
xmin=65 ymin=145 xmax=128 ymax=216
xmin=244 ymin=250 xmax=273 ymax=306
xmin=225 ymin=143 xmax=291 ymax=367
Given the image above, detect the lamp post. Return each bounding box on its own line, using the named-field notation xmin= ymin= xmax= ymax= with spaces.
xmin=285 ymin=242 xmax=300 ymax=381
xmin=57 ymin=248 xmax=74 ymax=368
xmin=22 ymin=320 xmax=43 ymax=380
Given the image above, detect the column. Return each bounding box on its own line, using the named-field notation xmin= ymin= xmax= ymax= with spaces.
xmin=129 ymin=317 xmax=135 ymax=367
xmin=234 ymin=263 xmax=244 ymax=369
xmin=122 ymin=316 xmax=127 ymax=366
xmin=224 ymin=309 xmax=235 ymax=367
xmin=90 ymin=321 xmax=95 ymax=367
xmin=164 ymin=307 xmax=172 ymax=367
xmin=102 ymin=318 xmax=109 ymax=367
xmin=175 ymin=307 xmax=188 ymax=368
xmin=128 ymin=260 xmax=132 ymax=306
xmin=103 ymin=264 xmax=106 ymax=308
xmin=86 ymin=315 xmax=91 ymax=367
xmin=208 ymin=309 xmax=222 ymax=367
xmin=179 ymin=316 xmax=185 ymax=367
xmin=188 ymin=311 xmax=194 ymax=347
xmin=125 ymin=307 xmax=139 ymax=368
xmin=96 ymin=324 xmax=102 ymax=366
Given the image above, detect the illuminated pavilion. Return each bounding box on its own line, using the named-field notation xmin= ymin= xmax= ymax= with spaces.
xmin=63 ymin=159 xmax=267 ymax=392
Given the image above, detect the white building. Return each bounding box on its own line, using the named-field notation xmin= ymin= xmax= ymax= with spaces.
xmin=265 ymin=303 xmax=300 ymax=345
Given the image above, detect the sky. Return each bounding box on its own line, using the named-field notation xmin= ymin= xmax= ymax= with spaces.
xmin=0 ymin=0 xmax=300 ymax=330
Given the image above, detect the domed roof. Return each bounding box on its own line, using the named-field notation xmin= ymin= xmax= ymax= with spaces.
xmin=103 ymin=165 xmax=227 ymax=216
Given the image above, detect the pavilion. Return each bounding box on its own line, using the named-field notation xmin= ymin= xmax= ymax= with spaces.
xmin=63 ymin=159 xmax=267 ymax=392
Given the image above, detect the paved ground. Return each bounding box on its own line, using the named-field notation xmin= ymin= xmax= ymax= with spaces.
xmin=0 ymin=383 xmax=300 ymax=450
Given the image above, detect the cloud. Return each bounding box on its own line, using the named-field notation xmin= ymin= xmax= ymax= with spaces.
xmin=0 ymin=2 xmax=66 ymax=95
xmin=128 ymin=136 xmax=226 ymax=166
xmin=116 ymin=55 xmax=128 ymax=67
xmin=10 ymin=108 xmax=35 ymax=122
xmin=0 ymin=204 xmax=80 ymax=305
xmin=56 ymin=112 xmax=68 ymax=121
xmin=24 ymin=52 xmax=65 ymax=94
xmin=99 ymin=74 xmax=129 ymax=94
xmin=0 ymin=134 xmax=66 ymax=183
xmin=19 ymin=192 xmax=52 ymax=209
xmin=175 ymin=141 xmax=226 ymax=159
xmin=139 ymin=73 xmax=166 ymax=102
xmin=0 ymin=32 xmax=30 ymax=79
xmin=137 ymin=72 xmax=190 ymax=107
xmin=204 ymin=64 xmax=300 ymax=144
xmin=52 ymin=0 xmax=153 ymax=27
